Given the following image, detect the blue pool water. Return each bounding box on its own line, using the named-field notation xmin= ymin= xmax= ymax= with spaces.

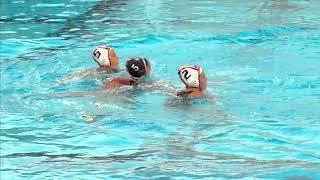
xmin=1 ymin=0 xmax=320 ymax=179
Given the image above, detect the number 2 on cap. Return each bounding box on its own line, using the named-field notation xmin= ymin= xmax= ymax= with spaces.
xmin=181 ymin=70 xmax=191 ymax=80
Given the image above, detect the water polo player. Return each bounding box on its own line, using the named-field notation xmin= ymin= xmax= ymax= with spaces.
xmin=103 ymin=57 xmax=151 ymax=89
xmin=58 ymin=46 xmax=119 ymax=84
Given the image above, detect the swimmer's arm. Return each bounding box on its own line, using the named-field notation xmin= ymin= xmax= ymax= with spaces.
xmin=50 ymin=90 xmax=104 ymax=98
xmin=57 ymin=67 xmax=98 ymax=85
xmin=46 ymin=90 xmax=136 ymax=109
xmin=103 ymin=77 xmax=132 ymax=89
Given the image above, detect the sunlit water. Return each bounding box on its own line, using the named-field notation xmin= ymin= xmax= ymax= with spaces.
xmin=1 ymin=0 xmax=320 ymax=179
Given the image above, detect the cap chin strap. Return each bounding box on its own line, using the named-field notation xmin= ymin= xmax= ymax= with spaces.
xmin=129 ymin=76 xmax=141 ymax=85
xmin=130 ymin=75 xmax=139 ymax=80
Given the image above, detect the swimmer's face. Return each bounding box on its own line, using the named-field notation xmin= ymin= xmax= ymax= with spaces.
xmin=199 ymin=71 xmax=207 ymax=91
xmin=108 ymin=48 xmax=119 ymax=68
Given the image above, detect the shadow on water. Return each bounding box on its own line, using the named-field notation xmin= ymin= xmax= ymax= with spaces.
xmin=3 ymin=148 xmax=318 ymax=179
xmin=0 ymin=0 xmax=128 ymax=37
xmin=2 ymin=149 xmax=158 ymax=163
xmin=46 ymin=0 xmax=128 ymax=39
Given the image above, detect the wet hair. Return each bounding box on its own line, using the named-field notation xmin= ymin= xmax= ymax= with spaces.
xmin=125 ymin=57 xmax=150 ymax=79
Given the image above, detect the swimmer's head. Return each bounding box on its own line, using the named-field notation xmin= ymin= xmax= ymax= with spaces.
xmin=125 ymin=57 xmax=151 ymax=79
xmin=178 ymin=65 xmax=207 ymax=91
xmin=91 ymin=46 xmax=119 ymax=68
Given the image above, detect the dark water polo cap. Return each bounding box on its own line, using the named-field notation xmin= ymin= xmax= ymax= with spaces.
xmin=125 ymin=57 xmax=149 ymax=79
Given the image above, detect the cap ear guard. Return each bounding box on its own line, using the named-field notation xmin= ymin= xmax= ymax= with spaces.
xmin=92 ymin=46 xmax=111 ymax=67
xmin=178 ymin=65 xmax=202 ymax=88
xmin=141 ymin=57 xmax=147 ymax=71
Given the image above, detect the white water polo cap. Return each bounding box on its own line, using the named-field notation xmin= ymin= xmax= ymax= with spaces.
xmin=91 ymin=46 xmax=111 ymax=67
xmin=178 ymin=65 xmax=203 ymax=88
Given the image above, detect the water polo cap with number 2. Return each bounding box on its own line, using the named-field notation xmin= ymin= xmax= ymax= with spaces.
xmin=178 ymin=65 xmax=203 ymax=88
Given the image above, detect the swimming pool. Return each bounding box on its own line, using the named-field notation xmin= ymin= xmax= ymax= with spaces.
xmin=1 ymin=0 xmax=320 ymax=179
